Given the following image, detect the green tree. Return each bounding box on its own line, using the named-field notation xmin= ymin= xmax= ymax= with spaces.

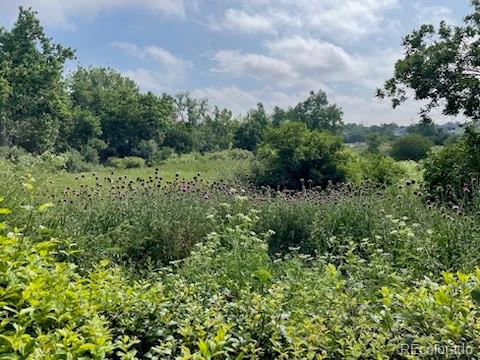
xmin=378 ymin=0 xmax=480 ymax=122
xmin=69 ymin=67 xmax=173 ymax=159
xmin=390 ymin=134 xmax=433 ymax=161
xmin=234 ymin=103 xmax=270 ymax=151
xmin=407 ymin=122 xmax=449 ymax=145
xmin=0 ymin=7 xmax=74 ymax=153
xmin=254 ymin=122 xmax=346 ymax=189
xmin=196 ymin=107 xmax=235 ymax=152
xmin=271 ymin=106 xmax=287 ymax=128
xmin=69 ymin=67 xmax=140 ymax=157
xmin=366 ymin=133 xmax=383 ymax=154
xmin=0 ymin=65 xmax=10 ymax=147
xmin=137 ymin=92 xmax=174 ymax=144
xmin=164 ymin=123 xmax=194 ymax=154
xmin=424 ymin=125 xmax=480 ymax=198
xmin=66 ymin=107 xmax=102 ymax=150
xmin=291 ymin=90 xmax=343 ymax=132
xmin=173 ymin=92 xmax=208 ymax=127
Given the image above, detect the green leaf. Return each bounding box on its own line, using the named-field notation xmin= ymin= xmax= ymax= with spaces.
xmin=0 ymin=208 xmax=11 ymax=215
xmin=198 ymin=339 xmax=209 ymax=356
xmin=471 ymin=289 xmax=480 ymax=305
xmin=253 ymin=268 xmax=272 ymax=283
xmin=0 ymin=334 xmax=14 ymax=350
xmin=37 ymin=203 xmax=54 ymax=212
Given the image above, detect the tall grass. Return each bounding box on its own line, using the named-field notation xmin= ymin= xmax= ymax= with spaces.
xmin=4 ymin=162 xmax=480 ymax=280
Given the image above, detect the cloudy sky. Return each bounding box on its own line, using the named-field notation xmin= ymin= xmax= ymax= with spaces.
xmin=0 ymin=0 xmax=472 ymax=124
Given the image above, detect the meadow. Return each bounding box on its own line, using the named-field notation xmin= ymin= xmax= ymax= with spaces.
xmin=3 ymin=1 xmax=480 ymax=357
xmin=3 ymin=150 xmax=480 ymax=359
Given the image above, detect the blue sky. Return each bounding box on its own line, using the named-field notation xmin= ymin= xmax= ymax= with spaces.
xmin=0 ymin=0 xmax=472 ymax=124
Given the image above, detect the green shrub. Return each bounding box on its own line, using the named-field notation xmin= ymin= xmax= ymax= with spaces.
xmin=423 ymin=126 xmax=480 ymax=201
xmin=259 ymin=201 xmax=318 ymax=255
xmin=134 ymin=139 xmax=162 ymax=166
xmin=343 ymin=148 xmax=404 ymax=185
xmin=108 ymin=156 xmax=145 ymax=169
xmin=390 ymin=133 xmax=433 ymax=161
xmin=253 ymin=122 xmax=346 ymax=189
xmin=0 ymin=145 xmax=29 ymax=163
xmin=64 ymin=149 xmax=93 ymax=172
xmin=164 ymin=124 xmax=194 ymax=154
xmin=4 ymin=196 xmax=480 ymax=358
xmin=0 ymin=225 xmax=138 ymax=358
xmin=80 ymin=144 xmax=100 ymax=164
xmin=359 ymin=154 xmax=404 ymax=185
xmin=207 ymin=148 xmax=253 ymax=161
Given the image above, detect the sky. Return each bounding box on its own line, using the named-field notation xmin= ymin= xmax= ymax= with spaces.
xmin=0 ymin=0 xmax=473 ymax=125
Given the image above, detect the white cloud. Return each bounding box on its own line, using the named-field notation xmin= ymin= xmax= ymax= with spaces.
xmin=112 ymin=42 xmax=191 ymax=84
xmin=213 ymin=0 xmax=398 ymax=40
xmin=212 ymin=50 xmax=295 ymax=84
xmin=305 ymin=0 xmax=398 ymax=39
xmin=211 ymin=36 xmax=371 ymax=89
xmin=222 ymin=9 xmax=275 ymax=34
xmin=192 ymin=85 xmax=308 ymax=115
xmin=1 ymin=0 xmax=186 ymax=28
xmin=266 ymin=36 xmax=364 ymax=81
xmin=111 ymin=42 xmax=191 ymax=92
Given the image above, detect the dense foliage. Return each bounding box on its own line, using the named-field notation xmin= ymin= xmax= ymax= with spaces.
xmin=390 ymin=134 xmax=433 ymax=161
xmin=423 ymin=125 xmax=480 ymax=200
xmin=3 ymin=170 xmax=480 ymax=358
xmin=253 ymin=122 xmax=346 ymax=189
xmin=0 ymin=7 xmax=74 ymax=153
xmin=378 ymin=0 xmax=480 ymax=122
xmin=271 ymin=90 xmax=344 ymax=133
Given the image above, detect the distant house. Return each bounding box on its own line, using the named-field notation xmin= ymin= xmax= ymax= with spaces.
xmin=439 ymin=122 xmax=464 ymax=135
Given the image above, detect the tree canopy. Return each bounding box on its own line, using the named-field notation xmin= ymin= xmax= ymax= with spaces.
xmin=378 ymin=0 xmax=480 ymax=123
xmin=0 ymin=7 xmax=75 ymax=153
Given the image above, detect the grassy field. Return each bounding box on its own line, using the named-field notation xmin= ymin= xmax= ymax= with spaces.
xmin=47 ymin=152 xmax=252 ymax=189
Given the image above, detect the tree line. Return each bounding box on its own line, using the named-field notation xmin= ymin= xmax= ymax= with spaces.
xmin=0 ymin=8 xmax=344 ymax=165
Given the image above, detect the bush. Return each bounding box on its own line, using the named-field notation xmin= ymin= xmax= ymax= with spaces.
xmin=343 ymin=148 xmax=404 ymax=185
xmin=423 ymin=126 xmax=480 ymax=200
xmin=390 ymin=134 xmax=433 ymax=161
xmin=0 ymin=145 xmax=29 ymax=163
xmin=108 ymin=156 xmax=145 ymax=169
xmin=4 ymin=196 xmax=480 ymax=358
xmin=0 ymin=229 xmax=138 ymax=358
xmin=207 ymin=149 xmax=253 ymax=161
xmin=134 ymin=139 xmax=162 ymax=166
xmin=80 ymin=144 xmax=100 ymax=164
xmin=253 ymin=122 xmax=346 ymax=189
xmin=164 ymin=124 xmax=194 ymax=154
xmin=63 ymin=150 xmax=93 ymax=173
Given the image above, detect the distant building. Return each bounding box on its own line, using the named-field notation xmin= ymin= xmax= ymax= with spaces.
xmin=439 ymin=122 xmax=464 ymax=135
